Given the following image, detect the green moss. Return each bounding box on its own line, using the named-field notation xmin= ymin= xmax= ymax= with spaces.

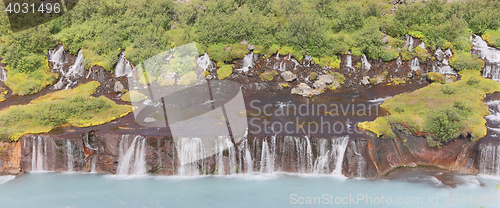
xmin=425 ymin=72 xmax=445 ymax=84
xmin=314 ymin=56 xmax=341 ymax=69
xmin=393 ymin=78 xmax=406 ymax=85
xmin=259 ymin=70 xmax=279 ymax=81
xmin=0 ymin=81 xmax=132 ymax=141
xmin=203 ymin=71 xmax=210 ymax=77
xmin=121 ymin=90 xmax=148 ymax=102
xmin=415 ymin=45 xmax=430 ymax=61
xmin=329 ymin=72 xmax=345 ymax=85
xmin=355 ymin=62 xmax=362 ymax=69
xmin=4 ymin=60 xmax=59 ymax=96
xmin=217 ymin=65 xmax=233 ymax=80
xmin=309 ymin=72 xmax=318 ymax=81
xmin=449 ymin=52 xmax=484 ymax=71
xmin=358 ymin=70 xmax=500 ymax=147
xmin=0 ymin=87 xmax=7 ymax=102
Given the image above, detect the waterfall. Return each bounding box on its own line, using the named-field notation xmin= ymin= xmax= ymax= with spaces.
xmin=115 ymin=51 xmax=133 ymax=77
xmin=406 ymin=34 xmax=414 ymax=52
xmin=0 ymin=66 xmax=7 ymax=82
xmin=90 ymin=157 xmax=97 ymax=173
xmin=471 ymin=35 xmax=500 ymax=81
xmin=177 ymin=138 xmax=205 ymax=176
xmin=197 ymin=53 xmax=214 ymax=71
xmin=361 ymin=54 xmax=371 ymax=71
xmin=260 ymin=140 xmax=273 ymax=173
xmin=117 ymin=135 xmax=147 ymax=175
xmin=236 ymin=53 xmax=253 ymax=73
xmin=418 ymin=42 xmax=426 ymax=50
xmin=313 ymin=140 xmax=331 ymax=174
xmin=305 ymin=136 xmax=313 ymax=172
xmin=433 ymin=48 xmax=455 ymax=75
xmin=478 ymin=144 xmax=500 ymax=176
xmin=67 ymin=50 xmax=85 ymax=78
xmin=48 ymin=46 xmax=65 ymax=70
xmin=225 ymin=138 xmax=237 ymax=174
xmin=31 ymin=137 xmax=46 ymax=172
xmin=345 ymin=54 xmax=353 ymax=70
xmin=66 ymin=140 xmax=74 ymax=172
xmin=396 ymin=56 xmax=402 ymax=68
xmin=332 ymin=136 xmax=349 ymax=176
xmin=410 ymin=58 xmax=420 ymax=71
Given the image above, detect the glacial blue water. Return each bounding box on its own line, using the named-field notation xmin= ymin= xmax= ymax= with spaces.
xmin=0 ymin=173 xmax=499 ymax=208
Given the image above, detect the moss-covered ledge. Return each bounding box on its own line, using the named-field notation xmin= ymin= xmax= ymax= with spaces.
xmin=0 ymin=81 xmax=133 ymax=142
xmin=358 ymin=70 xmax=500 ymax=147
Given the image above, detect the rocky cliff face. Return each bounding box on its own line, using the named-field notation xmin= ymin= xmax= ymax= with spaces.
xmin=0 ymin=129 xmax=494 ymax=180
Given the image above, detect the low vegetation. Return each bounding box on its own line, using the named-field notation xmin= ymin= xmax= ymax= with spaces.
xmin=0 ymin=81 xmax=132 ymax=142
xmin=2 ymin=0 xmax=500 ymax=93
xmin=358 ymin=70 xmax=500 ymax=147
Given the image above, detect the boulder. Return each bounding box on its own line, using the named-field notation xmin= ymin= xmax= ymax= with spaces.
xmin=281 ymin=71 xmax=297 ymax=82
xmin=291 ymin=83 xmax=314 ymax=97
xmin=382 ymin=35 xmax=389 ymax=44
xmin=317 ymin=74 xmax=334 ymax=84
xmin=114 ymin=81 xmax=125 ymax=93
xmin=240 ymin=39 xmax=248 ymax=45
xmin=361 ymin=76 xmax=370 ymax=85
xmin=313 ymin=81 xmax=326 ymax=90
xmin=247 ymin=44 xmax=255 ymax=50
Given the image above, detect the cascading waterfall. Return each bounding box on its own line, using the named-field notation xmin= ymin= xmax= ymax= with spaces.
xmin=406 ymin=34 xmax=414 ymax=52
xmin=90 ymin=157 xmax=97 ymax=173
xmin=177 ymin=138 xmax=205 ymax=176
xmin=259 ymin=138 xmax=274 ymax=173
xmin=433 ymin=48 xmax=455 ymax=75
xmin=31 ymin=137 xmax=46 ymax=172
xmin=67 ymin=50 xmax=85 ymax=78
xmin=361 ymin=54 xmax=371 ymax=71
xmin=114 ymin=51 xmax=133 ymax=77
xmin=313 ymin=140 xmax=331 ymax=174
xmin=410 ymin=58 xmax=420 ymax=71
xmin=478 ymin=144 xmax=500 ymax=176
xmin=117 ymin=135 xmax=147 ymax=175
xmin=345 ymin=54 xmax=353 ymax=70
xmin=471 ymin=35 xmax=500 ymax=81
xmin=48 ymin=46 xmax=65 ymax=70
xmin=66 ymin=140 xmax=74 ymax=172
xmin=418 ymin=42 xmax=426 ymax=50
xmin=332 ymin=136 xmax=349 ymax=176
xmin=236 ymin=53 xmax=254 ymax=73
xmin=396 ymin=56 xmax=402 ymax=68
xmin=0 ymin=66 xmax=6 ymax=82
xmin=197 ymin=53 xmax=214 ymax=71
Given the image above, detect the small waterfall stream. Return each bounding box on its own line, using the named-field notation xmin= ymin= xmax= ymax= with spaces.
xmin=117 ymin=135 xmax=147 ymax=175
xmin=479 ymin=144 xmax=500 ymax=176
xmin=471 ymin=35 xmax=500 ymax=81
xmin=0 ymin=66 xmax=7 ymax=82
xmin=331 ymin=137 xmax=349 ymax=176
xmin=197 ymin=53 xmax=214 ymax=71
xmin=31 ymin=137 xmax=46 ymax=172
xmin=361 ymin=54 xmax=371 ymax=71
xmin=48 ymin=46 xmax=66 ymax=70
xmin=432 ymin=47 xmax=455 ymax=75
xmin=66 ymin=140 xmax=74 ymax=172
xmin=114 ymin=51 xmax=133 ymax=77
xmin=410 ymin=58 xmax=420 ymax=71
xmin=236 ymin=53 xmax=254 ymax=73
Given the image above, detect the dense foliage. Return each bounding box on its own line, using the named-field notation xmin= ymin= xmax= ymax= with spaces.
xmin=1 ymin=0 xmax=500 ymax=95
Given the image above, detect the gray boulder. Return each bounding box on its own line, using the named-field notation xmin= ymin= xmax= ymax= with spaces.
xmin=281 ymin=71 xmax=297 ymax=82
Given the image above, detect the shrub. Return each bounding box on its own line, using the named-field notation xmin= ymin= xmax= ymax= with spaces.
xmin=309 ymin=72 xmax=318 ymax=81
xmin=426 ymin=108 xmax=461 ymax=147
xmin=441 ymin=85 xmax=456 ymax=95
xmin=449 ymin=52 xmax=484 ymax=71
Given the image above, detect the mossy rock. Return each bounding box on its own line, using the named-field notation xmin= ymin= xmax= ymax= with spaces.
xmin=309 ymin=72 xmax=318 ymax=81
xmin=329 ymin=72 xmax=345 ymax=84
xmin=426 ymin=72 xmax=445 ymax=84
xmin=260 ymin=70 xmax=279 ymax=81
xmin=393 ymin=78 xmax=406 ymax=85
xmin=121 ymin=90 xmax=148 ymax=102
xmin=217 ymin=65 xmax=233 ymax=80
xmin=178 ymin=71 xmax=197 ymax=85
xmin=203 ymin=71 xmax=210 ymax=77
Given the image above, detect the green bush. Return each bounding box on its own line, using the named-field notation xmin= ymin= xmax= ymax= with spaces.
xmin=425 ymin=108 xmax=461 ymax=147
xmin=449 ymin=53 xmax=484 ymax=71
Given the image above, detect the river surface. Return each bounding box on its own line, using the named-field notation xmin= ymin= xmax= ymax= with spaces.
xmin=0 ymin=173 xmax=499 ymax=208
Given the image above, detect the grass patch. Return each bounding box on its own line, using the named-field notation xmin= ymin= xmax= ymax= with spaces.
xmin=425 ymin=72 xmax=446 ymax=84
xmin=0 ymin=81 xmax=132 ymax=142
xmin=358 ymin=70 xmax=500 ymax=147
xmin=483 ymin=29 xmax=500 ymax=49
xmin=329 ymin=72 xmax=346 ymax=85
